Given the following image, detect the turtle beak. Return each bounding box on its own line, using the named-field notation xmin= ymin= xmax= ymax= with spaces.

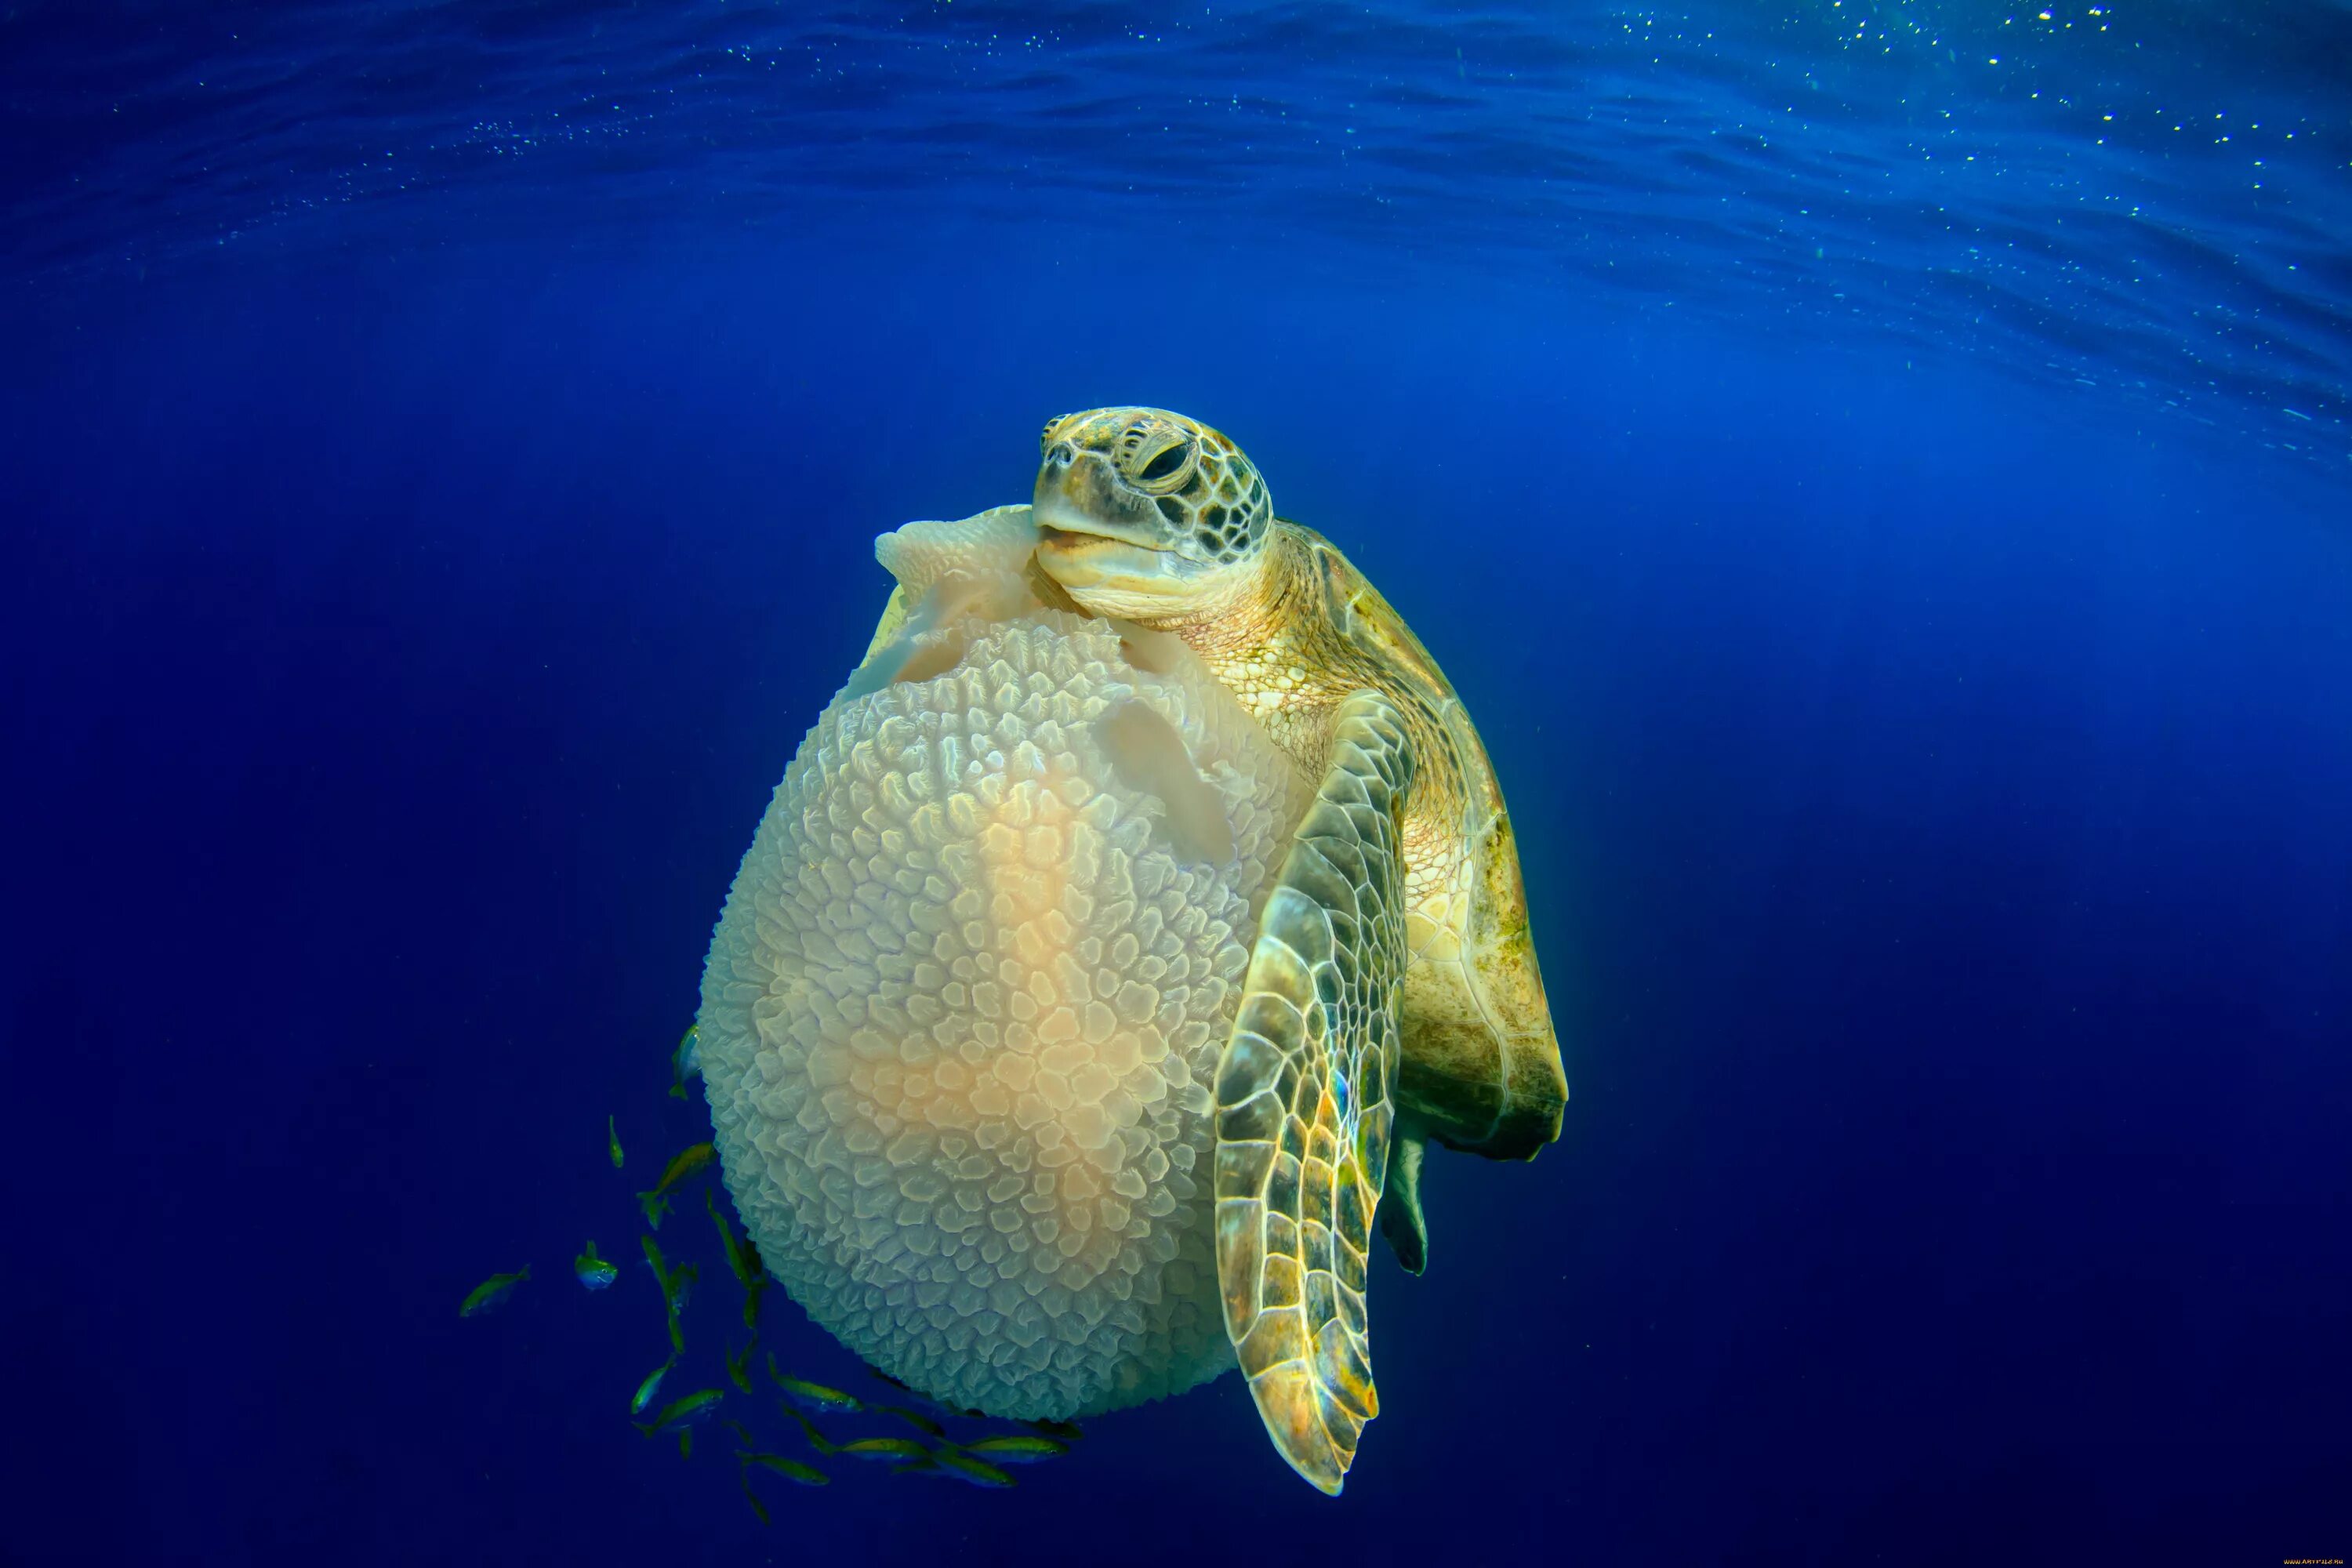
xmin=1033 ymin=448 xmax=1169 ymax=556
xmin=1033 ymin=514 xmax=1180 ymax=592
xmin=1031 ymin=456 xmax=1192 ymax=605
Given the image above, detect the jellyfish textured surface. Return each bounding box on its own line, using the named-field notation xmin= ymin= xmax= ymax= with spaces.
xmin=697 ymin=507 xmax=1306 ymax=1418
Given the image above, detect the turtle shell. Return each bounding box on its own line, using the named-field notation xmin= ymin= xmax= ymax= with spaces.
xmin=1291 ymin=524 xmax=1568 ymax=1161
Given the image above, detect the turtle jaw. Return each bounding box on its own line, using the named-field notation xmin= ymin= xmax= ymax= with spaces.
xmin=1033 ymin=486 xmax=1207 ymax=615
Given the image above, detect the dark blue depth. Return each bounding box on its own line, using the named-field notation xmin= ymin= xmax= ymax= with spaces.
xmin=3 ymin=4 xmax=2349 ymax=1565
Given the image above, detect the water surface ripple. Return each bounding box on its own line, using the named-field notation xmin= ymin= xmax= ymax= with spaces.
xmin=4 ymin=1 xmax=2347 ymax=466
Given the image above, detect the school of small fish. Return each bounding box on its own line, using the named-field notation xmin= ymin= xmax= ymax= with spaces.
xmin=457 ymin=1022 xmax=1081 ymax=1521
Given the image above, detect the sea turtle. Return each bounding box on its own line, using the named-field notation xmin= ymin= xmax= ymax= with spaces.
xmin=698 ymin=415 xmax=1567 ymax=1498
xmin=1027 ymin=406 xmax=1569 ymax=1492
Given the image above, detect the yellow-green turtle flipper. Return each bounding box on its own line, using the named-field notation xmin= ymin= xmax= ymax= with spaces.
xmin=1214 ymin=690 xmax=1414 ymax=1496
xmin=1377 ymin=1131 xmax=1428 ymax=1276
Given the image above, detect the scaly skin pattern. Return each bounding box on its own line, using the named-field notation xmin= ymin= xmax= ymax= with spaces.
xmin=1033 ymin=407 xmax=1566 ymax=1159
xmin=701 ymin=585 xmax=1303 ymax=1421
xmin=1132 ymin=519 xmax=1564 ymax=1158
xmin=1213 ymin=690 xmax=1414 ymax=1494
xmin=1031 ymin=407 xmax=1570 ymax=1494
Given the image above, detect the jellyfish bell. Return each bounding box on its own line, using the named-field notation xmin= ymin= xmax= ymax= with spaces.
xmin=695 ymin=505 xmax=1305 ymax=1420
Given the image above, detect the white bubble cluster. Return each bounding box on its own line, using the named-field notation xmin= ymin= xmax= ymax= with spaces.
xmin=698 ymin=603 xmax=1302 ymax=1418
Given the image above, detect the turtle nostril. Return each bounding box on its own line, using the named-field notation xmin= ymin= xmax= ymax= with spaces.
xmin=1045 ymin=443 xmax=1075 ymax=467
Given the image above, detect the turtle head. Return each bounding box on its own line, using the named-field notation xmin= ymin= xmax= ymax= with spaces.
xmin=1032 ymin=407 xmax=1272 ymax=622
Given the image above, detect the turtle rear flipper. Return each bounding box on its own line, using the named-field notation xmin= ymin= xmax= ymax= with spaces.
xmin=1214 ymin=691 xmax=1414 ymax=1497
xmin=1377 ymin=1129 xmax=1428 ymax=1276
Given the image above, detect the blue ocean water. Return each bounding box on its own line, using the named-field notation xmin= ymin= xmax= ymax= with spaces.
xmin=3 ymin=2 xmax=2347 ymax=1563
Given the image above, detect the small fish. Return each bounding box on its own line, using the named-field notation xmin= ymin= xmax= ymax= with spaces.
xmin=636 ymin=1142 xmax=714 ymax=1229
xmin=643 ymin=1388 xmax=725 ymax=1432
xmin=769 ymin=1359 xmax=862 ymax=1414
xmin=642 ymin=1233 xmax=695 ymax=1353
xmin=633 ymin=1388 xmax=717 ymax=1459
xmin=634 ymin=1387 xmax=724 ymax=1438
xmin=964 ymin=1433 xmax=1068 ymax=1463
xmin=722 ymin=1417 xmax=755 ymax=1448
xmin=608 ymin=1114 xmax=624 ymax=1171
xmin=739 ymin=1476 xmax=771 ymax=1526
xmin=574 ymin=1241 xmax=617 ymax=1291
xmin=871 ymin=1404 xmax=946 ymax=1439
xmin=630 ymin=1356 xmax=676 ymax=1417
xmin=741 ymin=1272 xmax=768 ymax=1331
xmin=931 ymin=1447 xmax=1016 ymax=1489
xmin=706 ymin=1188 xmax=771 ymax=1328
xmin=778 ymin=1405 xmax=837 ymax=1456
xmin=663 ymin=1272 xmax=698 ymax=1356
xmin=668 ymin=1023 xmax=702 ymax=1100
xmin=724 ymin=1334 xmax=759 ymax=1396
xmin=837 ymin=1436 xmax=929 ymax=1463
xmin=712 ymin=1203 xmax=765 ymax=1293
xmin=1022 ymin=1417 xmax=1083 ymax=1443
xmin=707 ymin=1189 xmax=750 ymax=1277
xmin=459 ymin=1267 xmax=529 ymax=1318
xmin=741 ymin=1451 xmax=829 ymax=1486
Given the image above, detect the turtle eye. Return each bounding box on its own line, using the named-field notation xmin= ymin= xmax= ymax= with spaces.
xmin=1136 ymin=441 xmax=1192 ymax=484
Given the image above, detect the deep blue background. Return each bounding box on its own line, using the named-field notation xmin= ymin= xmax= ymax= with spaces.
xmin=6 ymin=0 xmax=2352 ymax=1549
xmin=5 ymin=233 xmax=2347 ymax=1564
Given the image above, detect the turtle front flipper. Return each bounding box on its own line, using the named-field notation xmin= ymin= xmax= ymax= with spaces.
xmin=1214 ymin=691 xmax=1414 ymax=1496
